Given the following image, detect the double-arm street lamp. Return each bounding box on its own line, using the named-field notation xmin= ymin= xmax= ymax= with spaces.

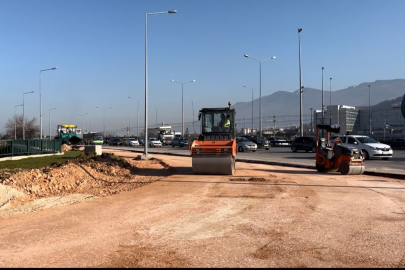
xmin=243 ymin=85 xmax=255 ymax=133
xmin=298 ymin=28 xmax=303 ymax=137
xmin=244 ymin=54 xmax=276 ymax=137
xmin=144 ymin=9 xmax=177 ymax=159
xmin=23 ymin=91 xmax=35 ymax=139
xmin=49 ymin=108 xmax=56 ymax=140
xmin=39 ymin=67 xmax=57 ymax=139
xmin=14 ymin=104 xmax=23 ymax=139
xmin=170 ymin=79 xmax=195 ymax=136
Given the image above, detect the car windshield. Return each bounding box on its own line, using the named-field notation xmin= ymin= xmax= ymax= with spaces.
xmin=149 ymin=138 xmax=157 ymax=141
xmin=238 ymin=137 xmax=249 ymax=142
xmin=356 ymin=136 xmax=379 ymax=144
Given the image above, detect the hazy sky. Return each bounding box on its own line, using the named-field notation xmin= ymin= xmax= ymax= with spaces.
xmin=1 ymin=0 xmax=404 ymax=136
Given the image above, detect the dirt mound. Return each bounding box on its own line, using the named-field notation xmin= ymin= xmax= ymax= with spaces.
xmin=61 ymin=144 xmax=72 ymax=151
xmin=0 ymin=153 xmax=171 ymax=217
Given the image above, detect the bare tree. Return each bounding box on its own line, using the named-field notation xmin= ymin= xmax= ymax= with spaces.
xmin=4 ymin=115 xmax=40 ymax=139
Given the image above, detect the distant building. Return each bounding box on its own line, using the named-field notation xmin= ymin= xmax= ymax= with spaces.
xmin=313 ymin=104 xmax=405 ymax=139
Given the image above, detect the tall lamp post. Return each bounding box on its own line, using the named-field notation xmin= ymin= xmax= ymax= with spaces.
xmin=39 ymin=67 xmax=57 ymax=139
xmin=14 ymin=104 xmax=23 ymax=139
xmin=170 ymin=79 xmax=195 ymax=136
xmin=96 ymin=107 xmax=111 ymax=137
xmin=321 ymin=67 xmax=324 ymax=125
xmin=368 ymin=85 xmax=371 ymax=134
xmin=329 ymin=77 xmax=332 ymax=124
xmin=244 ymin=54 xmax=276 ymax=137
xmin=309 ymin=108 xmax=313 ymax=133
xmin=23 ymin=91 xmax=35 ymax=139
xmin=144 ymin=9 xmax=177 ymax=159
xmin=298 ymin=28 xmax=303 ymax=137
xmin=186 ymin=98 xmax=195 ymax=134
xmin=49 ymin=108 xmax=56 ymax=140
xmin=243 ymin=85 xmax=255 ymax=133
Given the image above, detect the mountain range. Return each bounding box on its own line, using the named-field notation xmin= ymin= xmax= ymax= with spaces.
xmin=233 ymin=79 xmax=405 ymax=122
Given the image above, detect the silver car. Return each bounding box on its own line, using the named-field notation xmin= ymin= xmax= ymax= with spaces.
xmin=236 ymin=137 xmax=257 ymax=152
xmin=148 ymin=138 xmax=162 ymax=148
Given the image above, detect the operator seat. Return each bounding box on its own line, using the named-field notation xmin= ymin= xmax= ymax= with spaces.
xmin=319 ymin=138 xmax=334 ymax=159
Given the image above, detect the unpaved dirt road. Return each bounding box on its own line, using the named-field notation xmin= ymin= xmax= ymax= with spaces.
xmin=1 ymin=149 xmax=405 ymax=268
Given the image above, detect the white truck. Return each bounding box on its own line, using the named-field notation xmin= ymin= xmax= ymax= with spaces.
xmin=147 ymin=126 xmax=175 ymax=145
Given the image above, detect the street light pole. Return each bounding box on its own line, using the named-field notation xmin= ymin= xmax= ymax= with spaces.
xmin=23 ymin=91 xmax=34 ymax=139
xmin=369 ymin=85 xmax=371 ymax=134
xmin=39 ymin=67 xmax=57 ymax=139
xmin=144 ymin=9 xmax=177 ymax=159
xmin=273 ymin=116 xmax=276 ymax=138
xmin=244 ymin=55 xmax=276 ymax=137
xmin=330 ymin=77 xmax=332 ymax=124
xmin=298 ymin=28 xmax=303 ymax=137
xmin=14 ymin=104 xmax=23 ymax=139
xmin=309 ymin=108 xmax=313 ymax=133
xmin=170 ymin=79 xmax=195 ymax=135
xmin=243 ymin=85 xmax=255 ymax=133
xmin=49 ymin=108 xmax=56 ymax=140
xmin=321 ymin=67 xmax=324 ymax=125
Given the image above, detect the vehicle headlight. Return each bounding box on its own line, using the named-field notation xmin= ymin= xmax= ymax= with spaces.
xmin=369 ymin=146 xmax=376 ymax=150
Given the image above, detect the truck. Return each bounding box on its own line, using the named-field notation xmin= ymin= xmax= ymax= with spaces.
xmin=83 ymin=132 xmax=104 ymax=145
xmin=147 ymin=126 xmax=175 ymax=145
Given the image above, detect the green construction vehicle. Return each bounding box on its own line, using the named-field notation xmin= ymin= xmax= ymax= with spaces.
xmin=54 ymin=124 xmax=82 ymax=145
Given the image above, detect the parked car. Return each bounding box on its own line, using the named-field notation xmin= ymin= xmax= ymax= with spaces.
xmin=124 ymin=138 xmax=139 ymax=146
xmin=139 ymin=138 xmax=145 ymax=146
xmin=109 ymin=137 xmax=123 ymax=146
xmin=268 ymin=137 xmax=290 ymax=146
xmin=172 ymin=136 xmax=189 ymax=147
xmin=291 ymin=136 xmax=316 ymax=152
xmin=240 ymin=135 xmax=270 ymax=150
xmin=336 ymin=135 xmax=393 ymax=160
xmin=236 ymin=137 xmax=257 ymax=152
xmin=148 ymin=137 xmax=162 ymax=148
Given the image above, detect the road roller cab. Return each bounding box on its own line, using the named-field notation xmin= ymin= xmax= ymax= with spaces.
xmin=190 ymin=102 xmax=237 ymax=175
xmin=315 ymin=124 xmax=365 ymax=175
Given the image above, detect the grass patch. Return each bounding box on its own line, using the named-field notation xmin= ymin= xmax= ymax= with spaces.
xmin=0 ymin=151 xmax=83 ymax=170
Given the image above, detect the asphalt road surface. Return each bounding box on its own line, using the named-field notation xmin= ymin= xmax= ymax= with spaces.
xmin=105 ymin=145 xmax=405 ymax=176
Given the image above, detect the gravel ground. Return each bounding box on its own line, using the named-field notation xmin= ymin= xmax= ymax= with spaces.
xmin=0 ymin=149 xmax=404 ymax=268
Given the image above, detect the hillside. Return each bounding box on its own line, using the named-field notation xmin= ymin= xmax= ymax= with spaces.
xmin=233 ymin=79 xmax=405 ymax=124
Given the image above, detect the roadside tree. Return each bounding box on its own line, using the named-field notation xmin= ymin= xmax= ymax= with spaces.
xmin=4 ymin=115 xmax=40 ymax=139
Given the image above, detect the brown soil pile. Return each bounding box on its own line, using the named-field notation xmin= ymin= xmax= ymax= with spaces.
xmin=0 ymin=153 xmax=170 ymax=213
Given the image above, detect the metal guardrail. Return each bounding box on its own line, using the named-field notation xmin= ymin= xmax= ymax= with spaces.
xmin=0 ymin=139 xmax=62 ymax=158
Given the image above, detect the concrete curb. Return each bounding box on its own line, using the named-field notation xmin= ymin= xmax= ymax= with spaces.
xmin=109 ymin=148 xmax=405 ymax=180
